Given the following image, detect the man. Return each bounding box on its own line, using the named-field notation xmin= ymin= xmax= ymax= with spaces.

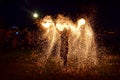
xmin=60 ymin=29 xmax=69 ymax=66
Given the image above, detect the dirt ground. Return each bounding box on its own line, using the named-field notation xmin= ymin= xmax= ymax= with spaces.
xmin=0 ymin=50 xmax=120 ymax=80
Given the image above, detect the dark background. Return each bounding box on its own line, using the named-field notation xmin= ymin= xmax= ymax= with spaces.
xmin=0 ymin=0 xmax=120 ymax=33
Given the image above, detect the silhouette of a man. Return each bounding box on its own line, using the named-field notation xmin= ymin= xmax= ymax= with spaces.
xmin=60 ymin=29 xmax=69 ymax=66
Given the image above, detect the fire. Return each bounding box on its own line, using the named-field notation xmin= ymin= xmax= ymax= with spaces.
xmin=39 ymin=14 xmax=88 ymax=34
xmin=77 ymin=18 xmax=86 ymax=27
xmin=56 ymin=14 xmax=71 ymax=31
xmin=41 ymin=16 xmax=55 ymax=29
xmin=35 ymin=14 xmax=97 ymax=68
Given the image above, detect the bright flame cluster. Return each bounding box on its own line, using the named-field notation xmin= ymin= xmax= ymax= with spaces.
xmin=40 ymin=14 xmax=86 ymax=32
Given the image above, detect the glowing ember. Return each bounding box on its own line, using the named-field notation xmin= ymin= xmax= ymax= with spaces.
xmin=35 ymin=14 xmax=98 ymax=68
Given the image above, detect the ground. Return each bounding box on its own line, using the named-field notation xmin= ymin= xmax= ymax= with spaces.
xmin=0 ymin=50 xmax=120 ymax=80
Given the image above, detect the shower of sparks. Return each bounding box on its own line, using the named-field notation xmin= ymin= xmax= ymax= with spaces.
xmin=34 ymin=14 xmax=98 ymax=69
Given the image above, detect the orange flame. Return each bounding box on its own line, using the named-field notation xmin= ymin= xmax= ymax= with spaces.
xmin=39 ymin=14 xmax=88 ymax=34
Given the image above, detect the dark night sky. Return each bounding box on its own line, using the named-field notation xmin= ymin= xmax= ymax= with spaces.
xmin=0 ymin=0 xmax=120 ymax=32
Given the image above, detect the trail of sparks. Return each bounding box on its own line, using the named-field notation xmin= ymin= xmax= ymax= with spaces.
xmin=35 ymin=14 xmax=98 ymax=68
